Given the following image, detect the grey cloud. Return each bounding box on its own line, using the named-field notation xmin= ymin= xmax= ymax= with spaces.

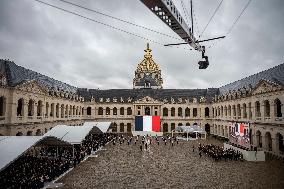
xmin=0 ymin=0 xmax=283 ymax=90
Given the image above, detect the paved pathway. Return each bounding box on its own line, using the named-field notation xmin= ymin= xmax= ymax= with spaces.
xmin=57 ymin=138 xmax=284 ymax=189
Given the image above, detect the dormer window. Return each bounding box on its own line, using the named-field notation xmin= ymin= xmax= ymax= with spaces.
xmin=144 ymin=80 xmax=151 ymax=88
xmin=0 ymin=74 xmax=7 ymax=86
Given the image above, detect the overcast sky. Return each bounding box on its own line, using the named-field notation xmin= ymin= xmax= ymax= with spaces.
xmin=0 ymin=0 xmax=283 ymax=89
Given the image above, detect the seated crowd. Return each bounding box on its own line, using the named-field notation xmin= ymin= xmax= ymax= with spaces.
xmin=199 ymin=144 xmax=243 ymax=161
xmin=0 ymin=155 xmax=70 ymax=189
xmin=0 ymin=133 xmax=115 ymax=189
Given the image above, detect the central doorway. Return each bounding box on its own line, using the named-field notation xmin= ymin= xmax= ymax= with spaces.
xmin=145 ymin=107 xmax=151 ymax=115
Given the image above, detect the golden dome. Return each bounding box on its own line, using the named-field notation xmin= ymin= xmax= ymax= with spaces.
xmin=136 ymin=43 xmax=159 ymax=73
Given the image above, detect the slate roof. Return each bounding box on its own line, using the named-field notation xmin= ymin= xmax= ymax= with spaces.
xmin=1 ymin=59 xmax=284 ymax=102
xmin=78 ymin=88 xmax=219 ymax=102
xmin=0 ymin=60 xmax=77 ymax=94
xmin=219 ymin=63 xmax=284 ymax=95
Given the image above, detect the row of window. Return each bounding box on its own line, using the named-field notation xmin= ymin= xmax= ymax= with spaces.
xmin=212 ymin=98 xmax=282 ymax=119
xmin=15 ymin=128 xmax=48 ymax=136
xmin=13 ymin=122 xmax=84 ymax=136
xmin=162 ymin=107 xmax=210 ymax=117
xmin=6 ymin=97 xmax=282 ymax=120
xmin=16 ymin=98 xmax=84 ymax=118
xmin=255 ymin=131 xmax=284 ymax=152
xmin=211 ymin=125 xmax=230 ymax=137
xmin=94 ymin=106 xmax=211 ymax=117
xmin=96 ymin=107 xmax=132 ymax=116
xmin=110 ymin=123 xmax=132 ymax=133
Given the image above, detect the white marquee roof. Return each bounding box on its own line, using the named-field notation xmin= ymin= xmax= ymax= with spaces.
xmin=175 ymin=125 xmax=206 ymax=133
xmin=0 ymin=136 xmax=71 ymax=172
xmin=83 ymin=122 xmax=112 ymax=133
xmin=0 ymin=122 xmax=111 ymax=172
xmin=44 ymin=125 xmax=93 ymax=145
xmin=43 ymin=122 xmax=111 ymax=145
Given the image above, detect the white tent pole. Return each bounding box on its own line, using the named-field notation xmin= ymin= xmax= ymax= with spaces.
xmin=187 ymin=132 xmax=188 ymax=141
xmin=73 ymin=146 xmax=75 ymax=158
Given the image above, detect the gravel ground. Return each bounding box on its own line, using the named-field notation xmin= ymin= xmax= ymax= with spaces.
xmin=57 ymin=138 xmax=284 ymax=189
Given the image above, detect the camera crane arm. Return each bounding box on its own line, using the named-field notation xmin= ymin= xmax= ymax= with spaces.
xmin=140 ymin=0 xmax=225 ymax=69
xmin=164 ymin=36 xmax=226 ymax=46
xmin=140 ymin=0 xmax=202 ymax=51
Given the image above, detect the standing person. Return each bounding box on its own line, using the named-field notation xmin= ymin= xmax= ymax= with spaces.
xmin=171 ymin=140 xmax=174 ymax=147
xmin=176 ymin=138 xmax=179 ymax=145
xmin=192 ymin=145 xmax=195 ymax=152
xmin=164 ymin=139 xmax=167 ymax=146
xmin=140 ymin=144 xmax=143 ymax=152
xmin=157 ymin=139 xmax=160 ymax=145
xmin=199 ymin=151 xmax=202 ymax=158
xmin=145 ymin=142 xmax=148 ymax=150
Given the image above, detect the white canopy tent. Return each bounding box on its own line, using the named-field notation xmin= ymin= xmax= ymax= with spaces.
xmin=0 ymin=136 xmax=71 ymax=172
xmin=0 ymin=122 xmax=111 ymax=173
xmin=173 ymin=125 xmax=207 ymax=140
xmin=83 ymin=122 xmax=112 ymax=133
xmin=44 ymin=125 xmax=93 ymax=145
xmin=43 ymin=122 xmax=111 ymax=145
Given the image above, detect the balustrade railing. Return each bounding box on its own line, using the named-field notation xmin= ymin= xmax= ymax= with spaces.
xmin=265 ymin=117 xmax=271 ymax=121
xmin=17 ymin=116 xmax=23 ymax=120
xmin=256 ymin=117 xmax=262 ymax=121
xmin=275 ymin=117 xmax=283 ymax=121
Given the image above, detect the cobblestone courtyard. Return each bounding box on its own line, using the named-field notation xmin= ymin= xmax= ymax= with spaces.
xmin=58 ymin=138 xmax=284 ymax=189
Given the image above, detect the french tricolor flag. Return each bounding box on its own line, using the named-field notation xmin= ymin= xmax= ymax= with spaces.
xmin=235 ymin=123 xmax=245 ymax=136
xmin=239 ymin=123 xmax=244 ymax=136
xmin=135 ymin=116 xmax=160 ymax=132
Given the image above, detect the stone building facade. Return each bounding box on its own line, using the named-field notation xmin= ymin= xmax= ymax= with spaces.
xmin=0 ymin=44 xmax=283 ymax=156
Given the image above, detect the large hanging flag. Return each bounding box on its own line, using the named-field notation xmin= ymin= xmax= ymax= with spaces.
xmin=135 ymin=116 xmax=160 ymax=132
xmin=239 ymin=123 xmax=244 ymax=136
xmin=234 ymin=122 xmax=245 ymax=136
